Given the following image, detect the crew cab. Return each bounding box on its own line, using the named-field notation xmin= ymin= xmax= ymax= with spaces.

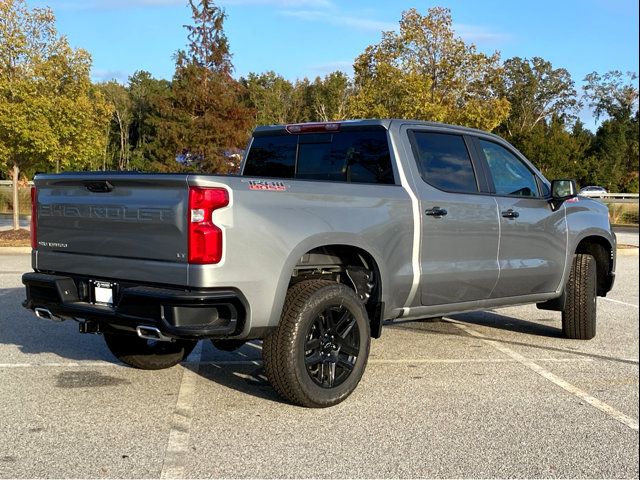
xmin=22 ymin=119 xmax=616 ymax=407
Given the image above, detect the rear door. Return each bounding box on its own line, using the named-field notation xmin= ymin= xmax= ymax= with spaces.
xmin=474 ymin=138 xmax=567 ymax=298
xmin=406 ymin=129 xmax=500 ymax=306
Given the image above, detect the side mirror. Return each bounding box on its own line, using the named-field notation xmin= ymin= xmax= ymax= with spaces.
xmin=551 ymin=179 xmax=577 ymax=199
xmin=550 ymin=179 xmax=577 ymax=211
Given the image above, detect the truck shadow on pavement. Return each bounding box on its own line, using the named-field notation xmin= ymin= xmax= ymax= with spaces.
xmin=0 ymin=287 xmax=285 ymax=401
xmin=190 ymin=341 xmax=284 ymax=404
xmin=389 ymin=312 xmax=638 ymax=366
xmin=0 ymin=288 xmax=115 ymax=362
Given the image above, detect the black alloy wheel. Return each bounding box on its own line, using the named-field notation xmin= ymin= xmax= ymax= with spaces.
xmin=304 ymin=305 xmax=360 ymax=388
xmin=262 ymin=280 xmax=371 ymax=407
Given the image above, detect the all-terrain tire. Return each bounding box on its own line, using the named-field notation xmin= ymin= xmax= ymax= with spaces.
xmin=562 ymin=254 xmax=597 ymax=340
xmin=262 ymin=280 xmax=371 ymax=408
xmin=103 ymin=333 xmax=197 ymax=370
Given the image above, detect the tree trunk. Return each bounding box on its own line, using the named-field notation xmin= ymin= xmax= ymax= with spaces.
xmin=103 ymin=122 xmax=111 ymax=171
xmin=12 ymin=163 xmax=20 ymax=231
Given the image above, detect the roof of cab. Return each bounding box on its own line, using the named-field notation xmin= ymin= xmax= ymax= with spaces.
xmin=252 ymin=118 xmax=505 ymax=142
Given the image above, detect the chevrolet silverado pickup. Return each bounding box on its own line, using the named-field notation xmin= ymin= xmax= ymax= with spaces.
xmin=22 ymin=119 xmax=616 ymax=407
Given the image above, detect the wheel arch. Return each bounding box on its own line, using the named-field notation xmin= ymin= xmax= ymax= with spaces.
xmin=574 ymin=235 xmax=615 ymax=296
xmin=269 ymin=235 xmax=388 ymax=338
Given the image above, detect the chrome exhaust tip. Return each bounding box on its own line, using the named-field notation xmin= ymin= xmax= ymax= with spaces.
xmin=34 ymin=308 xmax=63 ymax=322
xmin=136 ymin=325 xmax=173 ymax=342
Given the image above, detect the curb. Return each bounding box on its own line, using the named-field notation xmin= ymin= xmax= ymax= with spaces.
xmin=617 ymin=246 xmax=639 ymax=256
xmin=0 ymin=247 xmax=31 ymax=254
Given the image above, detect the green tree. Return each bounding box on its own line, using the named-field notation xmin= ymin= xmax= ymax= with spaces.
xmin=584 ymin=71 xmax=639 ymax=192
xmin=583 ymin=71 xmax=638 ymax=121
xmin=499 ymin=57 xmax=579 ymax=137
xmin=98 ymin=81 xmax=132 ymax=170
xmin=128 ymin=71 xmax=172 ymax=171
xmin=0 ymin=0 xmax=109 ymax=229
xmin=43 ymin=44 xmax=111 ymax=173
xmin=349 ymin=7 xmax=510 ymax=130
xmin=157 ymin=0 xmax=253 ymax=173
xmin=241 ymin=71 xmax=295 ymax=126
xmin=513 ymin=116 xmax=592 ymax=184
xmin=308 ymin=72 xmax=351 ymax=121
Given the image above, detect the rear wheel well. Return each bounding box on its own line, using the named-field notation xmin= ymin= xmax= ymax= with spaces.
xmin=575 ymin=236 xmax=613 ymax=296
xmin=291 ymin=245 xmax=383 ymax=337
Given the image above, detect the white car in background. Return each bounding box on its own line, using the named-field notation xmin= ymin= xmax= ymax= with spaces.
xmin=579 ymin=186 xmax=608 ymax=198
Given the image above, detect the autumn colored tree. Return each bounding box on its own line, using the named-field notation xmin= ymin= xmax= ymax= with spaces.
xmin=157 ymin=0 xmax=253 ymax=173
xmin=349 ymin=7 xmax=510 ymax=130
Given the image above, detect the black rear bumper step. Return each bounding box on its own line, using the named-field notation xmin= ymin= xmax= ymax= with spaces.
xmin=22 ymin=272 xmax=247 ymax=339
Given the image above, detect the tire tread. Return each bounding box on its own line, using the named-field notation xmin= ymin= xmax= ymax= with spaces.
xmin=562 ymin=254 xmax=597 ymax=340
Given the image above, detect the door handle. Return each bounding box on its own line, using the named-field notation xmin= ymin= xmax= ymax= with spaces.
xmin=501 ymin=209 xmax=520 ymax=219
xmin=425 ymin=207 xmax=448 ymax=217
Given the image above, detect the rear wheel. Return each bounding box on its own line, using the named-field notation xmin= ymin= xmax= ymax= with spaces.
xmin=103 ymin=333 xmax=197 ymax=370
xmin=562 ymin=254 xmax=597 ymax=340
xmin=263 ymin=280 xmax=371 ymax=408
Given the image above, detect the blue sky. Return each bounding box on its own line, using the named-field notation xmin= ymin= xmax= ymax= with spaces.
xmin=32 ymin=0 xmax=639 ymax=127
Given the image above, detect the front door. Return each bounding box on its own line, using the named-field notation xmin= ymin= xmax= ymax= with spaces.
xmin=476 ymin=138 xmax=567 ymax=298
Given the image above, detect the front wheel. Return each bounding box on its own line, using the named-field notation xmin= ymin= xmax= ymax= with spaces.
xmin=562 ymin=254 xmax=597 ymax=340
xmin=263 ymin=280 xmax=371 ymax=408
xmin=103 ymin=333 xmax=197 ymax=370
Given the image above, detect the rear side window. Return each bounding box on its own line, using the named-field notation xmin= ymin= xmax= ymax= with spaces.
xmin=243 ymin=128 xmax=394 ymax=184
xmin=243 ymin=135 xmax=297 ymax=178
xmin=411 ymin=132 xmax=478 ymax=193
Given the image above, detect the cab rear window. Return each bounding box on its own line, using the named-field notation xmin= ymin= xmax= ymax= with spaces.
xmin=243 ymin=128 xmax=395 ymax=185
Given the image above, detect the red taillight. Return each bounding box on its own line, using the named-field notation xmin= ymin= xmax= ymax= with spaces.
xmin=285 ymin=122 xmax=340 ymax=134
xmin=30 ymin=186 xmax=37 ymax=250
xmin=188 ymin=187 xmax=229 ymax=264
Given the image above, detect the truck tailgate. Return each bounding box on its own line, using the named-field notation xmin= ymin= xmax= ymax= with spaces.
xmin=34 ymin=174 xmax=189 ymax=271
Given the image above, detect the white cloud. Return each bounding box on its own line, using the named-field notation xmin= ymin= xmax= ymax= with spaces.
xmin=281 ymin=9 xmax=396 ymax=33
xmin=91 ymin=69 xmax=130 ymax=84
xmin=306 ymin=60 xmax=353 ymax=75
xmin=454 ymin=23 xmax=510 ymax=44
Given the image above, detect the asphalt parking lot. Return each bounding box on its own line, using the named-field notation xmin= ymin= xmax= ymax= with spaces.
xmin=0 ymin=251 xmax=638 ymax=478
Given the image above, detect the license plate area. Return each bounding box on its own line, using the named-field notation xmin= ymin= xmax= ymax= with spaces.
xmin=90 ymin=280 xmax=117 ymax=306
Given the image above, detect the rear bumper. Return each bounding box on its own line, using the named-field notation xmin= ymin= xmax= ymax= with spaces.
xmin=22 ymin=272 xmax=247 ymax=339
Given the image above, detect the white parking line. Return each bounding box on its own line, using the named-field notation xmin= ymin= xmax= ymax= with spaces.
xmin=601 ymin=297 xmax=639 ymax=308
xmin=447 ymin=319 xmax=639 ymax=431
xmin=160 ymin=342 xmax=203 ymax=479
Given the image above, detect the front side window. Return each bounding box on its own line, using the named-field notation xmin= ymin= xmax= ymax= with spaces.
xmin=479 ymin=140 xmax=539 ymax=197
xmin=411 ymin=131 xmax=478 ymax=193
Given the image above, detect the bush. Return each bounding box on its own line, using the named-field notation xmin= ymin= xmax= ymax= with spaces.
xmin=608 ymin=203 xmax=639 ymax=225
xmin=0 ymin=187 xmax=32 ymax=215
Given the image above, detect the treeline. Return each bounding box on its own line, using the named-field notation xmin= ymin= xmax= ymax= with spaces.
xmin=1 ymin=0 xmax=638 ymax=193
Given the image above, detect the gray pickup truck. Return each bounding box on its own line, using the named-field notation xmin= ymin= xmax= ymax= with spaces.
xmin=22 ymin=119 xmax=616 ymax=407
